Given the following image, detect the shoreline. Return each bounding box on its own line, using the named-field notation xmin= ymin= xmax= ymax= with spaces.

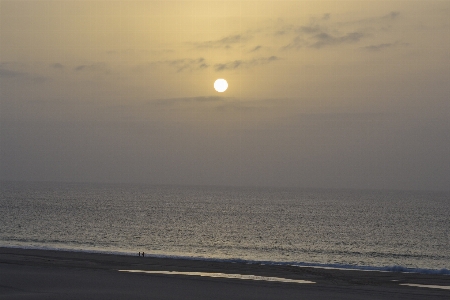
xmin=1 ymin=244 xmax=449 ymax=275
xmin=1 ymin=247 xmax=449 ymax=299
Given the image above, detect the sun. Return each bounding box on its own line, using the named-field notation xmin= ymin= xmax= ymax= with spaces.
xmin=214 ymin=79 xmax=228 ymax=92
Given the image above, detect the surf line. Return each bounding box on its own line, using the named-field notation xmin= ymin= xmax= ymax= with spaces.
xmin=400 ymin=283 xmax=450 ymax=291
xmin=118 ymin=270 xmax=315 ymax=284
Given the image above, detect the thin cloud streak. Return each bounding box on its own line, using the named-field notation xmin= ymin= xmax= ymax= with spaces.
xmin=278 ymin=11 xmax=400 ymax=50
xmin=0 ymin=66 xmax=47 ymax=82
xmin=214 ymin=56 xmax=280 ymax=71
xmin=193 ymin=34 xmax=252 ymax=49
xmin=310 ymin=31 xmax=365 ymax=49
xmin=153 ymin=96 xmax=225 ymax=106
xmin=74 ymin=63 xmax=110 ymax=74
xmin=362 ymin=41 xmax=407 ymax=52
xmin=150 ymin=58 xmax=208 ymax=72
xmin=50 ymin=63 xmax=64 ymax=69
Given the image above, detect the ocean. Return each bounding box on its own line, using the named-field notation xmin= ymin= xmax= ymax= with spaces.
xmin=1 ymin=181 xmax=449 ymax=274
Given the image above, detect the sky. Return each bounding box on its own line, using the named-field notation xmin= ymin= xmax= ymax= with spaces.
xmin=1 ymin=0 xmax=449 ymax=191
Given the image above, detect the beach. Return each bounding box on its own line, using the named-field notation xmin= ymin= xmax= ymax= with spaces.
xmin=2 ymin=0 xmax=450 ymax=297
xmin=1 ymin=247 xmax=449 ymax=299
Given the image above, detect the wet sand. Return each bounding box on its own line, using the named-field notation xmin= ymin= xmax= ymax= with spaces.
xmin=0 ymin=247 xmax=449 ymax=299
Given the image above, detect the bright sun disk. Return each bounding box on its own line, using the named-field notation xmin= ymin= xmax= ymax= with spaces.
xmin=214 ymin=79 xmax=228 ymax=92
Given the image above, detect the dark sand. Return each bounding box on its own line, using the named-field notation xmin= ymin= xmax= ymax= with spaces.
xmin=1 ymin=247 xmax=449 ymax=299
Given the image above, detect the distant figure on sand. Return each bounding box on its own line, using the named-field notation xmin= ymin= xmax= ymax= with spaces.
xmin=142 ymin=252 xmax=145 ymax=257
xmin=138 ymin=252 xmax=140 ymax=257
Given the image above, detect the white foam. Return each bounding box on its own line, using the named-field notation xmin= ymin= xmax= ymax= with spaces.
xmin=289 ymin=262 xmax=450 ymax=275
xmin=118 ymin=270 xmax=315 ymax=284
xmin=400 ymin=283 xmax=450 ymax=291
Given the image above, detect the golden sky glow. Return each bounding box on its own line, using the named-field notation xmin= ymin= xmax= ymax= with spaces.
xmin=1 ymin=1 xmax=449 ymax=190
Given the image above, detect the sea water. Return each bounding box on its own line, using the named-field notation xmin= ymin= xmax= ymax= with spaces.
xmin=1 ymin=181 xmax=449 ymax=273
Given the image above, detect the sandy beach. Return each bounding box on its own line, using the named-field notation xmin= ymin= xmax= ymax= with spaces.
xmin=0 ymin=247 xmax=449 ymax=299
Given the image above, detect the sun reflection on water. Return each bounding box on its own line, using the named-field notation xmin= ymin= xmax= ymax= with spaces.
xmin=118 ymin=270 xmax=315 ymax=284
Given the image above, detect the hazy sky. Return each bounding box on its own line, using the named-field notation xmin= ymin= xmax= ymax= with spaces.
xmin=1 ymin=0 xmax=449 ymax=191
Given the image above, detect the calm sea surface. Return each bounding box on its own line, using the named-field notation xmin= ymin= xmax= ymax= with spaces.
xmin=1 ymin=181 xmax=449 ymax=272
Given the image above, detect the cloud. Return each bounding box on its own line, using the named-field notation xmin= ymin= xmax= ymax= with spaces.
xmin=0 ymin=65 xmax=46 ymax=82
xmin=193 ymin=34 xmax=251 ymax=49
xmin=250 ymin=45 xmax=262 ymax=52
xmin=0 ymin=67 xmax=22 ymax=78
xmin=215 ymin=60 xmax=242 ymax=71
xmin=340 ymin=11 xmax=400 ymax=26
xmin=297 ymin=24 xmax=322 ymax=34
xmin=214 ymin=56 xmax=279 ymax=71
xmin=283 ymin=31 xmax=365 ymax=49
xmin=105 ymin=48 xmax=174 ymax=56
xmin=149 ymin=96 xmax=269 ymax=114
xmin=279 ymin=11 xmax=400 ymax=50
xmin=51 ymin=63 xmax=64 ymax=69
xmin=275 ymin=30 xmax=287 ymax=36
xmin=311 ymin=31 xmax=365 ymax=49
xmin=281 ymin=36 xmax=305 ymax=50
xmin=152 ymin=96 xmax=225 ymax=106
xmin=293 ymin=111 xmax=395 ymax=122
xmin=274 ymin=16 xmax=326 ymax=37
xmin=148 ymin=55 xmax=278 ymax=73
xmin=282 ymin=21 xmax=366 ymax=50
xmin=363 ymin=43 xmax=394 ymax=52
xmin=362 ymin=41 xmax=407 ymax=52
xmin=382 ymin=11 xmax=400 ymax=20
xmin=156 ymin=58 xmax=209 ymax=72
xmin=74 ymin=63 xmax=110 ymax=73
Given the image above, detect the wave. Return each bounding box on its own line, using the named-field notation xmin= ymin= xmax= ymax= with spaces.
xmin=2 ymin=244 xmax=449 ymax=275
xmin=285 ymin=261 xmax=450 ymax=275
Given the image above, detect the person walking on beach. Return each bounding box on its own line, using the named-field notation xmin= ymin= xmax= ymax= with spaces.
xmin=142 ymin=252 xmax=145 ymax=257
xmin=138 ymin=252 xmax=140 ymax=257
